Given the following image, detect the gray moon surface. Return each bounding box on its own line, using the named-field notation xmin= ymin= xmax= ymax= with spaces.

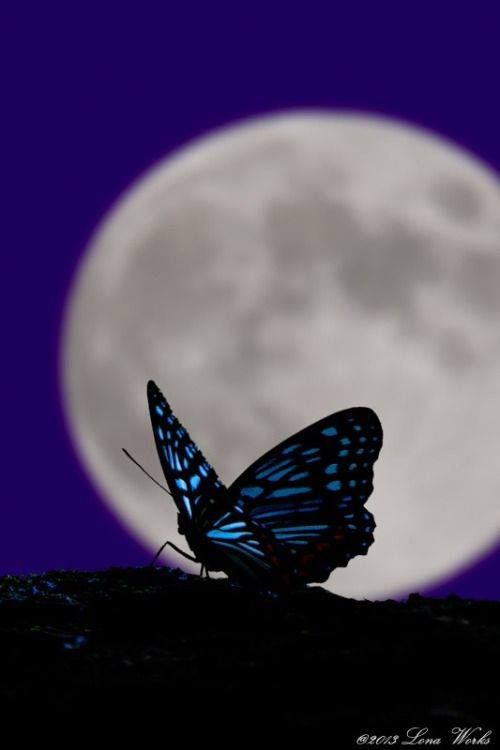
xmin=61 ymin=111 xmax=500 ymax=599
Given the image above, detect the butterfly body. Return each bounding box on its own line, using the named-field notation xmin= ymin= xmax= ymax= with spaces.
xmin=147 ymin=380 xmax=382 ymax=590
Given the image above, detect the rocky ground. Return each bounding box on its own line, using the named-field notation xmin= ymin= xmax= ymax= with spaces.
xmin=0 ymin=566 xmax=498 ymax=743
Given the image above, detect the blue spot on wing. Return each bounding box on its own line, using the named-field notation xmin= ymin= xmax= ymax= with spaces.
xmin=282 ymin=443 xmax=301 ymax=455
xmin=207 ymin=529 xmax=249 ymax=541
xmin=252 ymin=508 xmax=295 ymax=520
xmin=269 ymin=486 xmax=311 ymax=498
xmin=182 ymin=496 xmax=192 ymax=518
xmin=190 ymin=475 xmax=201 ymax=490
xmin=163 ymin=445 xmax=172 ymax=468
xmin=241 ymin=486 xmax=264 ymax=498
xmin=274 ymin=524 xmax=329 ymax=533
xmin=322 ymin=426 xmax=337 ymax=436
xmin=327 ymin=480 xmax=342 ymax=491
xmin=289 ymin=471 xmax=309 ymax=481
xmin=256 ymin=459 xmax=292 ymax=480
xmin=218 ymin=521 xmax=246 ymax=531
xmin=268 ymin=466 xmax=295 ymax=482
xmin=302 ymin=447 xmax=320 ymax=456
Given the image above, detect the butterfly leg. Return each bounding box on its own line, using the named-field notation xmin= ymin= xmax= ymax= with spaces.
xmin=150 ymin=540 xmax=199 ymax=567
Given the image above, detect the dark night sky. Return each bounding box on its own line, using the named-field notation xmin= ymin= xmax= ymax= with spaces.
xmin=2 ymin=3 xmax=500 ymax=598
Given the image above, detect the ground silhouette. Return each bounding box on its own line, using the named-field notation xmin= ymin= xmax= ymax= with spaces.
xmin=1 ymin=566 xmax=497 ymax=743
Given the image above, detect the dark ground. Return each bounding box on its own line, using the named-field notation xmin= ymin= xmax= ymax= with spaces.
xmin=0 ymin=566 xmax=498 ymax=744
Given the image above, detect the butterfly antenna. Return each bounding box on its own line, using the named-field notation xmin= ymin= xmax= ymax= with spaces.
xmin=122 ymin=448 xmax=173 ymax=497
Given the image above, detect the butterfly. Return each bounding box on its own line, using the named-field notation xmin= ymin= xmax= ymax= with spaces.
xmin=146 ymin=380 xmax=382 ymax=589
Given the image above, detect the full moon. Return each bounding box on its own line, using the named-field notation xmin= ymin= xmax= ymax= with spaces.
xmin=62 ymin=111 xmax=500 ymax=599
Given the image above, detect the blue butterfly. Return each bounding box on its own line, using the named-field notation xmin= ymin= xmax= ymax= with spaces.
xmin=145 ymin=380 xmax=382 ymax=589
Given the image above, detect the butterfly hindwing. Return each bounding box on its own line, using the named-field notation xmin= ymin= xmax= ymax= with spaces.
xmin=227 ymin=407 xmax=383 ymax=584
xmin=147 ymin=380 xmax=227 ymax=527
xmin=203 ymin=510 xmax=295 ymax=587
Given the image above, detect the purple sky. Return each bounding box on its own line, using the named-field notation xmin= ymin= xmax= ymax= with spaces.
xmin=3 ymin=4 xmax=499 ymax=598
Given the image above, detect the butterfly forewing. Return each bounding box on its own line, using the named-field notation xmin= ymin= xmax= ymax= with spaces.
xmin=147 ymin=380 xmax=227 ymax=527
xmin=227 ymin=407 xmax=383 ymax=583
xmin=148 ymin=380 xmax=289 ymax=584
